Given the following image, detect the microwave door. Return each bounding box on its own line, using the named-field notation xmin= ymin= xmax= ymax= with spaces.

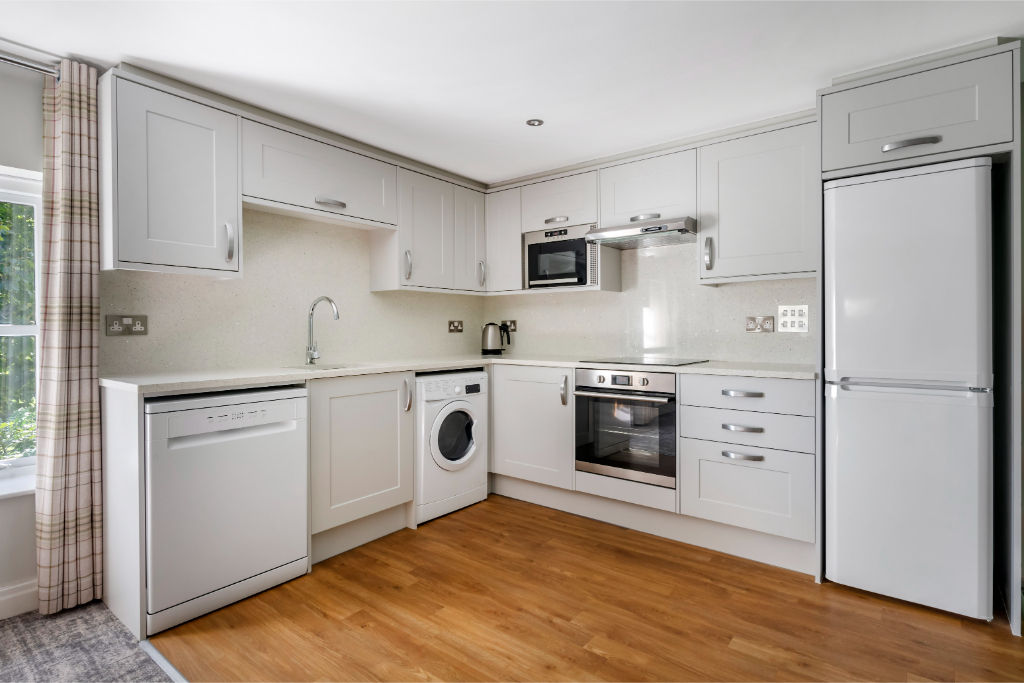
xmin=527 ymin=239 xmax=587 ymax=287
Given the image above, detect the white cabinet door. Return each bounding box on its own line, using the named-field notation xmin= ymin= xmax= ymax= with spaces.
xmin=699 ymin=123 xmax=819 ymax=281
xmin=398 ymin=169 xmax=454 ymax=288
xmin=520 ymin=172 xmax=598 ymax=233
xmin=598 ymin=150 xmax=697 ymax=227
xmin=491 ymin=365 xmax=574 ymax=489
xmin=114 ymin=78 xmax=240 ymax=272
xmin=240 ymin=120 xmax=397 ymax=226
xmin=310 ymin=373 xmax=414 ymax=533
xmin=484 ymin=188 xmax=523 ymax=292
xmin=453 ymin=186 xmax=486 ymax=291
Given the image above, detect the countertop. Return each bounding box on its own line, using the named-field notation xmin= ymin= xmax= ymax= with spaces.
xmin=99 ymin=355 xmax=818 ymax=397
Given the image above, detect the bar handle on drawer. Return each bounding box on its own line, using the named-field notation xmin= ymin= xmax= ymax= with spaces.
xmin=722 ymin=423 xmax=764 ymax=433
xmin=315 ymin=196 xmax=348 ymax=209
xmin=629 ymin=213 xmax=660 ymax=222
xmin=721 ymin=389 xmax=764 ymax=398
xmin=544 ymin=215 xmax=569 ymax=224
xmin=881 ymin=136 xmax=942 ymax=153
xmin=722 ymin=450 xmax=764 ymax=462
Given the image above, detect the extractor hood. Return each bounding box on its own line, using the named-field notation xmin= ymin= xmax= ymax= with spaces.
xmin=584 ymin=216 xmax=697 ymax=250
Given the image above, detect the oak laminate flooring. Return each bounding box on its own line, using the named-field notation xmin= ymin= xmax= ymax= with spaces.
xmin=150 ymin=495 xmax=1024 ymax=682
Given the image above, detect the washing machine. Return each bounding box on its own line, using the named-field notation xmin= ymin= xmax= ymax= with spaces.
xmin=415 ymin=370 xmax=489 ymax=523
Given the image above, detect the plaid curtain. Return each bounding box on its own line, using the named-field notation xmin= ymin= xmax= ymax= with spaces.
xmin=36 ymin=59 xmax=102 ymax=615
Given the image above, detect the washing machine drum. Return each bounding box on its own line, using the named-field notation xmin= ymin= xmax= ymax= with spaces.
xmin=430 ymin=401 xmax=478 ymax=471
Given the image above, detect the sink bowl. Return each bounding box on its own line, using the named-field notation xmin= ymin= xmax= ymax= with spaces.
xmin=285 ymin=363 xmax=354 ymax=371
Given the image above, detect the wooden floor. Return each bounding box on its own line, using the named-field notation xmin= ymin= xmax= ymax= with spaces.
xmin=151 ymin=495 xmax=1024 ymax=682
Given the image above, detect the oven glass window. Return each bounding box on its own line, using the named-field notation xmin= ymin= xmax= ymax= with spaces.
xmin=527 ymin=238 xmax=587 ymax=286
xmin=437 ymin=410 xmax=474 ymax=461
xmin=575 ymin=392 xmax=676 ymax=487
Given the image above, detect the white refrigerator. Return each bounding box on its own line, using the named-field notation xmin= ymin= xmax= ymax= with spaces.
xmin=824 ymin=157 xmax=993 ymax=620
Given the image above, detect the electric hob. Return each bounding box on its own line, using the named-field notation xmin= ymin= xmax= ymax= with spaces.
xmin=579 ymin=357 xmax=709 ymax=367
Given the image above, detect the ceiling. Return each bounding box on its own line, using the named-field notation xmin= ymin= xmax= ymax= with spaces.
xmin=4 ymin=1 xmax=1024 ymax=184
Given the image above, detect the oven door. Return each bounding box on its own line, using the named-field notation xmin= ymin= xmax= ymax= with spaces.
xmin=574 ymin=388 xmax=677 ymax=488
xmin=525 ymin=237 xmax=588 ymax=288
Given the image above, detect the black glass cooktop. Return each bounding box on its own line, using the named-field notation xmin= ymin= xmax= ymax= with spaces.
xmin=579 ymin=357 xmax=709 ymax=367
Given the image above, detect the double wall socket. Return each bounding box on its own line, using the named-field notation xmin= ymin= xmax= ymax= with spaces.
xmin=778 ymin=305 xmax=809 ymax=333
xmin=106 ymin=314 xmax=148 ymax=336
xmin=448 ymin=320 xmax=464 ymax=333
xmin=745 ymin=315 xmax=775 ymax=333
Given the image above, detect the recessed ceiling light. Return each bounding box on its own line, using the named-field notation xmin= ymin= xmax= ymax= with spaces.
xmin=526 ymin=119 xmax=544 ymax=127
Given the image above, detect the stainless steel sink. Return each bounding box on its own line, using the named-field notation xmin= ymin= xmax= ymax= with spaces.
xmin=285 ymin=363 xmax=354 ymax=371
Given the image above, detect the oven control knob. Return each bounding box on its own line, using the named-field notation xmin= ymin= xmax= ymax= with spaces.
xmin=597 ymin=375 xmax=606 ymax=384
xmin=640 ymin=377 xmax=650 ymax=386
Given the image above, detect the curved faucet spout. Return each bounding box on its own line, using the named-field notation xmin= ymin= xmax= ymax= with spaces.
xmin=307 ymin=296 xmax=340 ymax=365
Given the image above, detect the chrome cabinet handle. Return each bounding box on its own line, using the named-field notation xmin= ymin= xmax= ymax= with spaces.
xmin=315 ymin=196 xmax=348 ymax=209
xmin=703 ymin=236 xmax=713 ymax=270
xmin=478 ymin=260 xmax=486 ymax=286
xmin=224 ymin=223 xmax=235 ymax=263
xmin=544 ymin=216 xmax=569 ymax=224
xmin=404 ymin=250 xmax=413 ymax=280
xmin=560 ymin=375 xmax=568 ymax=405
xmin=722 ymin=450 xmax=764 ymax=462
xmin=629 ymin=213 xmax=661 ymax=222
xmin=404 ymin=378 xmax=412 ymax=412
xmin=881 ymin=135 xmax=942 ymax=153
xmin=722 ymin=423 xmax=764 ymax=433
xmin=573 ymin=391 xmax=670 ymax=404
xmin=722 ymin=389 xmax=764 ymax=398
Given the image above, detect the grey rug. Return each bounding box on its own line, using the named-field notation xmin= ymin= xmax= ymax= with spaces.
xmin=0 ymin=602 xmax=171 ymax=682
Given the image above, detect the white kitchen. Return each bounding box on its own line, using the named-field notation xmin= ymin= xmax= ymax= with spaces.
xmin=0 ymin=2 xmax=1023 ymax=681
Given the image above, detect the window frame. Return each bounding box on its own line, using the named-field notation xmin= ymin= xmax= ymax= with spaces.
xmin=0 ymin=165 xmax=42 ymax=474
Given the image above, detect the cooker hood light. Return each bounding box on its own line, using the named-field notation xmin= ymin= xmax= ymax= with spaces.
xmin=584 ymin=216 xmax=697 ymax=250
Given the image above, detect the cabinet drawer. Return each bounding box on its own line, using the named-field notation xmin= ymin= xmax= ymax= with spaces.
xmin=241 ymin=120 xmax=398 ymax=225
xmin=680 ymin=437 xmax=814 ymax=542
xmin=521 ymin=172 xmax=598 ymax=233
xmin=598 ymin=150 xmax=696 ymax=228
xmin=679 ymin=406 xmax=815 ymax=453
xmin=821 ymin=52 xmax=1013 ymax=172
xmin=678 ymin=374 xmax=814 ymax=416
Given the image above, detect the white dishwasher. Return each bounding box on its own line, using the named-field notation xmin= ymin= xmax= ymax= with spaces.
xmin=144 ymin=386 xmax=308 ymax=635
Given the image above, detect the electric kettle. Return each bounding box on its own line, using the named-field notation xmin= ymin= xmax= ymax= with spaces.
xmin=481 ymin=322 xmax=511 ymax=355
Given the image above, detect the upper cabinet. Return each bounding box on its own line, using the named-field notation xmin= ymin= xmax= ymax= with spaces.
xmin=240 ymin=120 xmax=398 ymax=226
xmin=820 ymin=52 xmax=1013 ymax=173
xmin=698 ymin=123 xmax=819 ymax=283
xmin=598 ymin=150 xmax=697 ymax=227
xmin=398 ymin=169 xmax=455 ymax=288
xmin=101 ymin=77 xmax=241 ymax=275
xmin=520 ymin=172 xmax=598 ymax=233
xmin=453 ymin=186 xmax=487 ymax=291
xmin=484 ymin=188 xmax=523 ymax=292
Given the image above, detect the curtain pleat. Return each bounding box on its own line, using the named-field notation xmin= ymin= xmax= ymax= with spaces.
xmin=36 ymin=58 xmax=102 ymax=615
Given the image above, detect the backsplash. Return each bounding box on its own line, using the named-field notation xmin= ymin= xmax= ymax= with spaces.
xmin=99 ymin=209 xmax=486 ymax=376
xmin=484 ymin=244 xmax=818 ymax=364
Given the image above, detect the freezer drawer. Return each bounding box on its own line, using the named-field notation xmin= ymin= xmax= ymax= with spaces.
xmin=678 ymin=374 xmax=814 ymax=416
xmin=821 ymin=52 xmax=1013 ymax=172
xmin=679 ymin=405 xmax=815 ymax=454
xmin=680 ymin=437 xmax=814 ymax=542
xmin=824 ymin=383 xmax=992 ymax=619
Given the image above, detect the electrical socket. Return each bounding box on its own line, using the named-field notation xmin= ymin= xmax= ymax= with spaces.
xmin=745 ymin=315 xmax=775 ymax=333
xmin=501 ymin=320 xmax=517 ymax=332
xmin=448 ymin=320 xmax=464 ymax=333
xmin=106 ymin=314 xmax=148 ymax=336
xmin=778 ymin=305 xmax=809 ymax=333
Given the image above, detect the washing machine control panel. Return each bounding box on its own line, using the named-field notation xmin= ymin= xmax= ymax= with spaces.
xmin=419 ymin=373 xmax=489 ymax=401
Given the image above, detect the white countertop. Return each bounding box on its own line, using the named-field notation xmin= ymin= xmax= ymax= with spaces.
xmin=99 ymin=355 xmax=817 ymax=396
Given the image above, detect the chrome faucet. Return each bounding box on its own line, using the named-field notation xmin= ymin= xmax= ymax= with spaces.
xmin=306 ymin=296 xmax=340 ymax=365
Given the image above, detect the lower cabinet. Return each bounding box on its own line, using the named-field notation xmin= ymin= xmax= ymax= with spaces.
xmin=490 ymin=365 xmax=574 ymax=489
xmin=309 ymin=372 xmax=414 ymax=533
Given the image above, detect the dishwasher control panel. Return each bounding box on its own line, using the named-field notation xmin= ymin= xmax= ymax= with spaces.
xmin=165 ymin=399 xmax=305 ymax=439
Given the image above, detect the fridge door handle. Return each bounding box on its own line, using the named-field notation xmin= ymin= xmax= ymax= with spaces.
xmin=827 ymin=379 xmax=989 ymax=393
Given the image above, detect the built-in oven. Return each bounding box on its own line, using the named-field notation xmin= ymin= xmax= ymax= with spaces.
xmin=574 ymin=369 xmax=676 ymax=488
xmin=523 ymin=223 xmax=596 ymax=289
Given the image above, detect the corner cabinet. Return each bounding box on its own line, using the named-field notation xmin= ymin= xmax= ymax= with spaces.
xmin=484 ymin=187 xmax=523 ymax=292
xmin=698 ymin=122 xmax=819 ymax=283
xmin=490 ymin=365 xmax=574 ymax=489
xmin=309 ymin=372 xmax=415 ymax=534
xmin=453 ymin=185 xmax=487 ymax=291
xmin=100 ymin=75 xmax=241 ymax=276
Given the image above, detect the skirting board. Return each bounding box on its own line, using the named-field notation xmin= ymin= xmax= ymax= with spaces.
xmin=311 ymin=504 xmax=410 ymax=564
xmin=492 ymin=474 xmax=818 ymax=575
xmin=0 ymin=578 xmax=37 ymax=620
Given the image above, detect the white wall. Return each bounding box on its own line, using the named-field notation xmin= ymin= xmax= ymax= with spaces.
xmin=100 ymin=209 xmax=487 ymax=376
xmin=0 ymin=61 xmax=42 ymax=617
xmin=484 ymin=243 xmax=817 ymax=363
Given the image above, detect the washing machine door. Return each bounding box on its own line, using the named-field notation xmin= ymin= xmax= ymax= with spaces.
xmin=430 ymin=400 xmax=478 ymax=471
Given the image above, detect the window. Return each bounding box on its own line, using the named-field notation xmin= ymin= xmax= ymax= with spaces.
xmin=0 ymin=166 xmax=41 ymax=474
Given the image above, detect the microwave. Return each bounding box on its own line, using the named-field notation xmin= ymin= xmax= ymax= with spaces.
xmin=523 ymin=223 xmax=598 ymax=289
